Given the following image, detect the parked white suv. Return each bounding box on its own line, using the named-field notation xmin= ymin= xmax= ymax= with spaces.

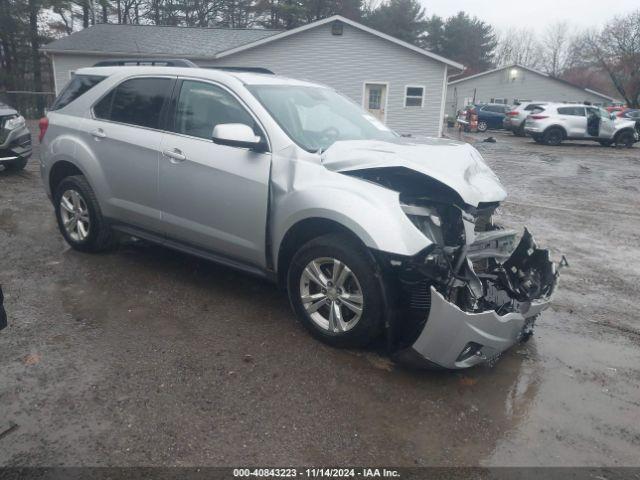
xmin=503 ymin=101 xmax=549 ymax=136
xmin=524 ymin=104 xmax=638 ymax=147
xmin=39 ymin=64 xmax=561 ymax=369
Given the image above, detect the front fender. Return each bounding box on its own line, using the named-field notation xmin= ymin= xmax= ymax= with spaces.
xmin=271 ymin=163 xmax=432 ymax=267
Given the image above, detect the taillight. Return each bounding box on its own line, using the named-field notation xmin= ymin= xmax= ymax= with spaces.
xmin=529 ymin=115 xmax=548 ymax=120
xmin=507 ymin=111 xmax=519 ymax=116
xmin=38 ymin=116 xmax=49 ymax=142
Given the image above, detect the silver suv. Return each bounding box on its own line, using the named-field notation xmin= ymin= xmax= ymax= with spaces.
xmin=503 ymin=101 xmax=549 ymax=136
xmin=40 ymin=65 xmax=560 ymax=369
xmin=524 ymin=104 xmax=638 ymax=147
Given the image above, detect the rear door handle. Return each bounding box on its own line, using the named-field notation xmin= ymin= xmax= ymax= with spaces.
xmin=91 ymin=128 xmax=106 ymax=139
xmin=163 ymin=148 xmax=187 ymax=163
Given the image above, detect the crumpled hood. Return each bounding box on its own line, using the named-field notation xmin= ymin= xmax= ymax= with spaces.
xmin=321 ymin=138 xmax=507 ymax=207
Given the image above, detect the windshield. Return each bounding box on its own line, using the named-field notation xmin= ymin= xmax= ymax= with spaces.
xmin=247 ymin=85 xmax=397 ymax=152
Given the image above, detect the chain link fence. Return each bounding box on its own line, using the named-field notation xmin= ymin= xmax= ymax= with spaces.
xmin=0 ymin=91 xmax=56 ymax=119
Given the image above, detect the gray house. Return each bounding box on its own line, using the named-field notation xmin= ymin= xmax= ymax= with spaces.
xmin=42 ymin=15 xmax=463 ymax=137
xmin=446 ymin=64 xmax=616 ymax=115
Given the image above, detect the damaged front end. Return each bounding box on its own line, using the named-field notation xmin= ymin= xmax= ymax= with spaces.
xmin=326 ymin=140 xmax=563 ymax=369
xmin=385 ymin=196 xmax=560 ymax=370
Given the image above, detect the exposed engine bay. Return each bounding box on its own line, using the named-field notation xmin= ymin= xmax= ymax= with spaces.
xmin=345 ymin=166 xmax=562 ymax=369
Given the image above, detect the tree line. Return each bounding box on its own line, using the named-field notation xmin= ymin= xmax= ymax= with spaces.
xmin=1 ymin=0 xmax=639 ymax=115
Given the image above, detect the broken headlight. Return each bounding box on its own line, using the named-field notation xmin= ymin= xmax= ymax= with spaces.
xmin=401 ymin=203 xmax=444 ymax=245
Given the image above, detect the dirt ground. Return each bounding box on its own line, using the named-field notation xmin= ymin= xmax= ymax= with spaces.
xmin=0 ymin=125 xmax=639 ymax=467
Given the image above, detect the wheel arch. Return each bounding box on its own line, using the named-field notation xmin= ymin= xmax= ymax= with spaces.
xmin=614 ymin=127 xmax=637 ymax=144
xmin=275 ymin=217 xmax=372 ymax=287
xmin=49 ymin=160 xmax=86 ymax=198
xmin=543 ymin=124 xmax=567 ymax=139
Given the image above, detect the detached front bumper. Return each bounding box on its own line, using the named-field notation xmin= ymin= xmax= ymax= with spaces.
xmin=396 ymin=287 xmax=551 ymax=369
xmin=394 ymin=230 xmax=559 ymax=369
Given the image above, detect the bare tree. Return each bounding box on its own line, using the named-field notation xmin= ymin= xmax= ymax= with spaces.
xmin=583 ymin=10 xmax=640 ymax=107
xmin=494 ymin=27 xmax=543 ymax=69
xmin=540 ymin=22 xmax=576 ymax=76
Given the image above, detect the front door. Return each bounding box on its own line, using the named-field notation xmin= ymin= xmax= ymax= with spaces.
xmin=158 ymin=79 xmax=271 ymax=268
xmin=364 ymin=83 xmax=387 ymax=122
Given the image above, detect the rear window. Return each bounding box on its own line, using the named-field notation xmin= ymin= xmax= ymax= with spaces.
xmin=524 ymin=104 xmax=543 ymax=111
xmin=50 ymin=74 xmax=106 ymax=111
xmin=93 ymin=77 xmax=172 ymax=130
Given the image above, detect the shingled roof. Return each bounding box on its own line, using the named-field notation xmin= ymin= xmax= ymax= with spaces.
xmin=41 ymin=23 xmax=283 ymax=58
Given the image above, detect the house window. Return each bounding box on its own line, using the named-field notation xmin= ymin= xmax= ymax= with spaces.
xmin=368 ymin=88 xmax=382 ymax=110
xmin=405 ymin=86 xmax=424 ymax=107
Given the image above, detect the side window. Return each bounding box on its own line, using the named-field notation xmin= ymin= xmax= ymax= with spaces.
xmin=173 ymin=80 xmax=256 ymax=140
xmin=558 ymin=106 xmax=585 ymax=116
xmin=93 ymin=89 xmax=114 ymax=119
xmin=50 ymin=74 xmax=106 ymax=111
xmin=404 ymin=86 xmax=424 ymax=107
xmin=94 ymin=77 xmax=172 ymax=129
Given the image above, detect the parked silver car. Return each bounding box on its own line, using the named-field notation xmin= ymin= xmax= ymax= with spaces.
xmin=0 ymin=103 xmax=32 ymax=171
xmin=503 ymin=101 xmax=549 ymax=136
xmin=525 ymin=104 xmax=638 ymax=147
xmin=39 ymin=65 xmax=561 ymax=369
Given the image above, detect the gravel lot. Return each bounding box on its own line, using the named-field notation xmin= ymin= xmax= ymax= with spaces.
xmin=0 ymin=125 xmax=639 ymax=467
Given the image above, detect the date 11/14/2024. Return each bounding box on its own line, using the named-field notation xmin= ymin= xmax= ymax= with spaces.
xmin=233 ymin=468 xmax=401 ymax=478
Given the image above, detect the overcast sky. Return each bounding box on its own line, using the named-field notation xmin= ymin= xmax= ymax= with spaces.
xmin=420 ymin=0 xmax=638 ymax=33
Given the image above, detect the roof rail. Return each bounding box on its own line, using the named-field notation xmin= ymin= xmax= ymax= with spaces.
xmin=202 ymin=66 xmax=275 ymax=75
xmin=92 ymin=58 xmax=198 ymax=67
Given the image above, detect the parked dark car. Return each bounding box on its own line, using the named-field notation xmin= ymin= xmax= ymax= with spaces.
xmin=475 ymin=104 xmax=511 ymax=132
xmin=0 ymin=103 xmax=32 ymax=171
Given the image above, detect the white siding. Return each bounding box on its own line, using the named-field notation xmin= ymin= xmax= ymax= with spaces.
xmin=50 ymin=53 xmax=114 ymax=94
xmin=49 ymin=22 xmax=448 ymax=136
xmin=446 ymin=67 xmax=611 ymax=115
xmin=208 ymin=23 xmax=446 ymax=136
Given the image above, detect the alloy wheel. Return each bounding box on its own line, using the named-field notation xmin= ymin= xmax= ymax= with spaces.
xmin=299 ymin=257 xmax=364 ymax=334
xmin=60 ymin=189 xmax=90 ymax=242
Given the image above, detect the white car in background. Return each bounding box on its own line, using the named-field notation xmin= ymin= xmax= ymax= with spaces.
xmin=503 ymin=101 xmax=549 ymax=136
xmin=525 ymin=104 xmax=638 ymax=147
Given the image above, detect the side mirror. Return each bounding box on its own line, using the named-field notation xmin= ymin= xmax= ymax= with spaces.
xmin=212 ymin=123 xmax=266 ymax=151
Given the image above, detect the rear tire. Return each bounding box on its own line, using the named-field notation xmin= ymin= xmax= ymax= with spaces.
xmin=54 ymin=175 xmax=114 ymax=252
xmin=2 ymin=156 xmax=28 ymax=171
xmin=513 ymin=124 xmax=526 ymax=137
xmin=477 ymin=121 xmax=488 ymax=132
xmin=543 ymin=128 xmax=564 ymax=146
xmin=287 ymin=233 xmax=384 ymax=348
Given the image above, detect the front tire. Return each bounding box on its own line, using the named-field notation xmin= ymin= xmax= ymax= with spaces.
xmin=615 ymin=130 xmax=635 ymax=148
xmin=54 ymin=175 xmax=114 ymax=252
xmin=287 ymin=233 xmax=384 ymax=348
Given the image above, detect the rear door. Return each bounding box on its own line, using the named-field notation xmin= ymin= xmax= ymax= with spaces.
xmin=88 ymin=76 xmax=175 ymax=231
xmin=557 ymin=106 xmax=586 ymax=137
xmin=158 ymin=78 xmax=271 ymax=268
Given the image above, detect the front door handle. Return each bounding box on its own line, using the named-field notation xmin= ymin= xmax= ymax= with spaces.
xmin=163 ymin=148 xmax=187 ymax=163
xmin=91 ymin=128 xmax=106 ymax=139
